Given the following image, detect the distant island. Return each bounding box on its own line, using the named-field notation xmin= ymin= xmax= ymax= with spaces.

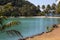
xmin=0 ymin=0 xmax=60 ymax=17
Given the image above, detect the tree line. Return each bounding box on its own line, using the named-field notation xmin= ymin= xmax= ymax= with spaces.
xmin=0 ymin=0 xmax=60 ymax=17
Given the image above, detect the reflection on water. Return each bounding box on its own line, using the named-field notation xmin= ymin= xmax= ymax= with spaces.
xmin=0 ymin=18 xmax=60 ymax=40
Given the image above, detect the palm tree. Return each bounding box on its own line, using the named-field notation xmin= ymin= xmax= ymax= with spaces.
xmin=56 ymin=2 xmax=60 ymax=14
xmin=0 ymin=16 xmax=23 ymax=38
xmin=51 ymin=3 xmax=56 ymax=15
xmin=46 ymin=4 xmax=51 ymax=11
xmin=42 ymin=5 xmax=45 ymax=11
xmin=45 ymin=4 xmax=51 ymax=16
xmin=51 ymin=3 xmax=56 ymax=10
xmin=41 ymin=5 xmax=46 ymax=16
xmin=37 ymin=5 xmax=40 ymax=9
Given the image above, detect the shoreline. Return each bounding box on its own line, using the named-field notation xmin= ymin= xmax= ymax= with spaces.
xmin=1 ymin=16 xmax=60 ymax=18
xmin=18 ymin=32 xmax=44 ymax=40
xmin=9 ymin=16 xmax=60 ymax=18
xmin=25 ymin=24 xmax=60 ymax=40
xmin=18 ymin=24 xmax=60 ymax=40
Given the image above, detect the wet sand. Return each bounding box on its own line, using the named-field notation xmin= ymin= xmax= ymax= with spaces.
xmin=26 ymin=24 xmax=60 ymax=40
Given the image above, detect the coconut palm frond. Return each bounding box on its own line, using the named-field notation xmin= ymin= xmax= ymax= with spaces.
xmin=0 ymin=16 xmax=7 ymax=25
xmin=1 ymin=16 xmax=7 ymax=20
xmin=0 ymin=16 xmax=7 ymax=20
xmin=0 ymin=18 xmax=3 ymax=25
xmin=0 ymin=17 xmax=22 ymax=38
xmin=5 ymin=21 xmax=20 ymax=26
xmin=0 ymin=21 xmax=3 ymax=25
xmin=0 ymin=27 xmax=2 ymax=31
xmin=6 ymin=30 xmax=23 ymax=38
xmin=1 ymin=21 xmax=21 ymax=31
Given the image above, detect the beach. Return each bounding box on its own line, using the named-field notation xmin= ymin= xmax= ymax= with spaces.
xmin=26 ymin=24 xmax=60 ymax=40
xmin=18 ymin=16 xmax=60 ymax=18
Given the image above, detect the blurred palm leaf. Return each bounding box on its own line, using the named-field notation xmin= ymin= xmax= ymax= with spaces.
xmin=0 ymin=16 xmax=7 ymax=25
xmin=0 ymin=21 xmax=21 ymax=31
xmin=6 ymin=30 xmax=23 ymax=38
xmin=0 ymin=16 xmax=23 ymax=38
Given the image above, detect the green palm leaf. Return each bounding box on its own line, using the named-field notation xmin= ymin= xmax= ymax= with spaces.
xmin=0 ymin=16 xmax=7 ymax=25
xmin=0 ymin=21 xmax=21 ymax=31
xmin=0 ymin=16 xmax=23 ymax=38
xmin=6 ymin=30 xmax=23 ymax=38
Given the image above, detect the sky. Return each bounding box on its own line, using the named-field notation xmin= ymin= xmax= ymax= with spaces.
xmin=28 ymin=0 xmax=57 ymax=6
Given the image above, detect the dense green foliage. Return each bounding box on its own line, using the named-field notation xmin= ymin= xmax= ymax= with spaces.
xmin=56 ymin=2 xmax=60 ymax=14
xmin=0 ymin=0 xmax=60 ymax=17
xmin=0 ymin=0 xmax=41 ymax=17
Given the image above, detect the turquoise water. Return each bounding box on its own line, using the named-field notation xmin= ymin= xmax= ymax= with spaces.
xmin=0 ymin=18 xmax=60 ymax=40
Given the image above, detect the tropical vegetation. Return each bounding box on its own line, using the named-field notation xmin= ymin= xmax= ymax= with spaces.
xmin=0 ymin=0 xmax=60 ymax=17
xmin=0 ymin=16 xmax=23 ymax=38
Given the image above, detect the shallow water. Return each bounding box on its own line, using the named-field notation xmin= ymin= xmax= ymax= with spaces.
xmin=0 ymin=18 xmax=60 ymax=40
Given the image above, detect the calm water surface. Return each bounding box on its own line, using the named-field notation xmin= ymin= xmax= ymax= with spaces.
xmin=0 ymin=18 xmax=60 ymax=40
